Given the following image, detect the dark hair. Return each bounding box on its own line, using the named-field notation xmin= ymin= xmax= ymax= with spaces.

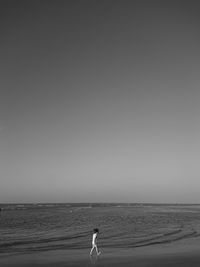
xmin=93 ymin=228 xmax=99 ymax=233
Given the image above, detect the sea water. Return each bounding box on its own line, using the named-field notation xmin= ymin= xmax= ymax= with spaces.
xmin=0 ymin=203 xmax=200 ymax=256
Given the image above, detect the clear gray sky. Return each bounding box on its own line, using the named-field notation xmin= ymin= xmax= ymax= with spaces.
xmin=1 ymin=0 xmax=200 ymax=203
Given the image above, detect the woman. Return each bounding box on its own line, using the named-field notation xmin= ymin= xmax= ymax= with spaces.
xmin=90 ymin=228 xmax=101 ymax=256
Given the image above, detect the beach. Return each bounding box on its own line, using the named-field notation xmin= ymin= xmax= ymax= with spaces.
xmin=1 ymin=230 xmax=200 ymax=266
xmin=1 ymin=203 xmax=200 ymax=266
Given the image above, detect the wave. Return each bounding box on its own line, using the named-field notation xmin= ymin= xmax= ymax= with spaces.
xmin=0 ymin=232 xmax=89 ymax=249
xmin=132 ymin=230 xmax=198 ymax=248
xmin=0 ymin=228 xmax=198 ymax=255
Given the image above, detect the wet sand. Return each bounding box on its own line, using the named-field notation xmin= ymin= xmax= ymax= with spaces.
xmin=1 ymin=237 xmax=200 ymax=267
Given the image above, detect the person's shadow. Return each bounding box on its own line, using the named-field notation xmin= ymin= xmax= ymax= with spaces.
xmin=90 ymin=254 xmax=99 ymax=265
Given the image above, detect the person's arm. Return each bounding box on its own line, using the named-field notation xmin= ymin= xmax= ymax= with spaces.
xmin=94 ymin=233 xmax=97 ymax=244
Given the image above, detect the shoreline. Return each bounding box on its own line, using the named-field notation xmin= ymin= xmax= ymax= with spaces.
xmin=1 ymin=237 xmax=200 ymax=266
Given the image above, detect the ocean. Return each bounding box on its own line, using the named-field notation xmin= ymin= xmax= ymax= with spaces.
xmin=0 ymin=203 xmax=200 ymax=257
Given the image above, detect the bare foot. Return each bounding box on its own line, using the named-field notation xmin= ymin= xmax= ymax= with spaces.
xmin=97 ymin=251 xmax=101 ymax=256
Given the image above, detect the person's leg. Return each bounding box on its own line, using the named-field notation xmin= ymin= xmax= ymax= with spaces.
xmin=95 ymin=245 xmax=101 ymax=255
xmin=90 ymin=245 xmax=95 ymax=255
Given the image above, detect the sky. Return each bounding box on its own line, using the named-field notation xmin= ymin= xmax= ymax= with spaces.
xmin=0 ymin=0 xmax=200 ymax=203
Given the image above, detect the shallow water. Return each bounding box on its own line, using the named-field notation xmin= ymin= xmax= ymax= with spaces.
xmin=0 ymin=203 xmax=200 ymax=256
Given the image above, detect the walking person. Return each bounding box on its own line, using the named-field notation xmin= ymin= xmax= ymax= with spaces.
xmin=90 ymin=228 xmax=101 ymax=256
